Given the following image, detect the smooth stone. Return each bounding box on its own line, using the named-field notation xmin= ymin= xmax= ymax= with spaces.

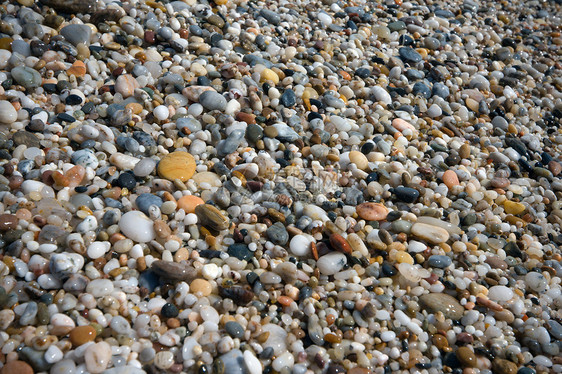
xmin=11 ymin=66 xmax=42 ymax=89
xmin=259 ymin=9 xmax=280 ymax=25
xmin=84 ymin=342 xmax=112 ymax=373
xmin=136 ymin=193 xmax=163 ymax=215
xmin=488 ymin=285 xmax=514 ymax=302
xmin=225 ymin=321 xmax=244 ymax=339
xmin=0 ymin=360 xmax=33 ymax=374
xmin=190 ymin=278 xmax=212 ymax=296
xmin=13 ymin=130 xmax=40 ymax=148
xmin=356 ymin=202 xmax=388 ymax=221
xmin=392 ymin=186 xmax=419 ymax=203
xmin=525 ymin=272 xmax=547 ymax=293
xmin=492 ymin=359 xmax=518 ymax=374
xmin=456 ymin=346 xmax=477 ymax=367
xmin=411 ymin=222 xmax=450 ymax=244
xmin=150 ymin=260 xmax=197 ymax=282
xmin=71 ymin=149 xmax=99 ymax=169
xmin=134 ymin=158 xmax=157 ymax=177
xmin=195 ymin=204 xmax=229 ymax=231
xmin=289 ymin=234 xmax=313 ymax=257
xmin=60 ymin=24 xmax=92 ymax=46
xmin=217 ymin=129 xmax=245 ymax=156
xmin=85 ymin=279 xmax=114 ymax=297
xmin=199 ymin=91 xmax=227 ymax=111
xmin=266 ymin=222 xmax=289 ymax=245
xmin=157 ymin=152 xmax=196 ymax=182
xmin=0 ymin=101 xmax=17 ymax=124
xmin=419 ymin=293 xmax=464 ymax=320
xmin=119 ymin=211 xmax=156 ymax=242
xmin=349 ymin=151 xmax=369 ymax=170
xmin=115 ymin=74 xmax=139 ymax=98
xmin=227 ymin=243 xmax=253 ymax=261
xmin=316 ymin=252 xmax=347 ymax=275
xmin=177 ymin=195 xmax=204 ymax=214
xmin=69 ymin=325 xmax=96 ymax=346
xmin=427 ymin=255 xmax=452 ymax=268
xmin=219 ymin=349 xmax=248 ymax=374
xmin=399 ymin=47 xmax=422 ymax=63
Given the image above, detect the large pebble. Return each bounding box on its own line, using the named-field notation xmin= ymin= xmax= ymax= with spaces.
xmin=119 ymin=211 xmax=156 ymax=242
xmin=0 ymin=101 xmax=17 ymax=124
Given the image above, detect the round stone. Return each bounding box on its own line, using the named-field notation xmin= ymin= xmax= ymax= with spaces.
xmin=0 ymin=101 xmax=17 ymax=124
xmin=69 ymin=325 xmax=97 ymax=346
xmin=177 ymin=195 xmax=204 ymax=214
xmin=119 ymin=211 xmax=156 ymax=242
xmin=356 ymin=203 xmax=388 ymax=221
xmin=349 ymin=151 xmax=369 ymax=171
xmin=190 ymin=278 xmax=212 ymax=296
xmin=0 ymin=360 xmax=33 ymax=374
xmin=419 ymin=293 xmax=464 ymax=320
xmin=157 ymin=152 xmax=196 ymax=182
xmin=457 ymin=347 xmax=477 ymax=367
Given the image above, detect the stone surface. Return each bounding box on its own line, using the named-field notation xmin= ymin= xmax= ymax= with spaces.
xmin=157 ymin=152 xmax=196 ymax=182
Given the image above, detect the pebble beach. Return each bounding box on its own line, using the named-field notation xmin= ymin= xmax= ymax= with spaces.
xmin=0 ymin=0 xmax=561 ymax=373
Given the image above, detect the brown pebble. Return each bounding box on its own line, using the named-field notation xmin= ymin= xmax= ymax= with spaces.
xmin=0 ymin=360 xmax=33 ymax=374
xmin=456 ymin=332 xmax=474 ymax=344
xmin=548 ymin=160 xmax=562 ymax=176
xmin=457 ymin=346 xmax=477 ymax=367
xmin=433 ymin=334 xmax=449 ymax=349
xmin=329 ymin=233 xmax=352 ymax=254
xmin=69 ymin=325 xmax=97 ymax=346
xmin=0 ymin=214 xmax=18 ymax=231
xmin=492 ymin=358 xmax=518 ymax=374
xmin=485 ymin=256 xmax=508 ymax=271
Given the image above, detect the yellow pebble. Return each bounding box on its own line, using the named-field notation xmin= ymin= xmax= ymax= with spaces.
xmin=126 ymin=102 xmax=143 ymax=115
xmin=503 ymin=200 xmax=525 ymax=215
xmin=260 ymin=68 xmax=280 ymax=85
xmin=395 ymin=251 xmax=414 ymax=264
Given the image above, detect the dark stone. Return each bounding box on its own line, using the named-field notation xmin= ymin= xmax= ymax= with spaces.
xmin=392 ymin=186 xmax=419 ymax=203
xmin=227 ymin=243 xmax=253 ymax=261
xmin=65 ymin=94 xmax=83 ymax=105
xmin=116 ymin=172 xmax=137 ymax=190
xmin=399 ymin=47 xmax=422 ymax=63
xmin=161 ymin=303 xmax=179 ymax=318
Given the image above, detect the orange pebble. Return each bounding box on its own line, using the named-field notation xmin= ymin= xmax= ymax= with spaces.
xmin=67 ymin=60 xmax=86 ymax=77
xmin=278 ymin=296 xmax=293 ymax=306
xmin=177 ymin=195 xmax=204 ymax=213
xmin=442 ymin=170 xmax=460 ymax=189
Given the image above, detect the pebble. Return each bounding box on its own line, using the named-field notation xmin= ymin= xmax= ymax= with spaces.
xmin=0 ymin=0 xmax=559 ymax=373
xmin=419 ymin=293 xmax=464 ymax=320
xmin=317 ymin=252 xmax=347 ymax=275
xmin=157 ymin=152 xmax=196 ymax=182
xmin=119 ymin=211 xmax=156 ymax=242
xmin=60 ymin=24 xmax=92 ymax=46
xmin=0 ymin=101 xmax=17 ymax=124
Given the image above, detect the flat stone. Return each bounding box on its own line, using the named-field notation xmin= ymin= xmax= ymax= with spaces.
xmin=195 ymin=204 xmax=229 ymax=231
xmin=11 ymin=66 xmax=42 ymax=89
xmin=13 ymin=131 xmax=40 ymax=148
xmin=419 ymin=293 xmax=464 ymax=320
xmin=0 ymin=360 xmax=33 ymax=374
xmin=157 ymin=152 xmax=196 ymax=182
xmin=150 ymin=260 xmax=197 ymax=282
xmin=356 ymin=202 xmax=388 ymax=221
xmin=199 ymin=91 xmax=227 ymax=111
xmin=411 ymin=222 xmax=450 ymax=244
xmin=60 ymin=24 xmax=92 ymax=46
